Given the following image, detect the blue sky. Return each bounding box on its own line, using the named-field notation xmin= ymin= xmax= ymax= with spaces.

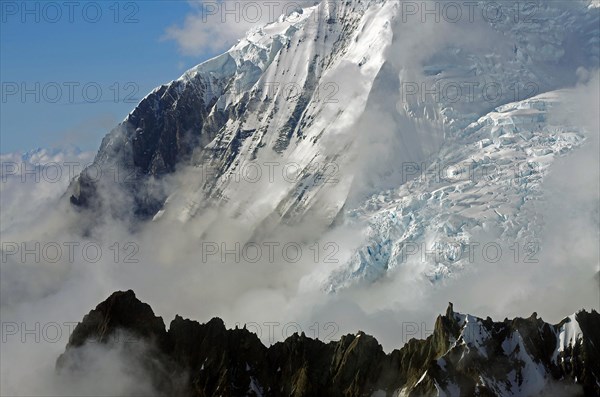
xmin=0 ymin=1 xmax=224 ymax=153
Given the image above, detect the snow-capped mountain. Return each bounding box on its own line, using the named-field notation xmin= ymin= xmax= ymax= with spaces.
xmin=57 ymin=291 xmax=600 ymax=396
xmin=67 ymin=0 xmax=599 ymax=289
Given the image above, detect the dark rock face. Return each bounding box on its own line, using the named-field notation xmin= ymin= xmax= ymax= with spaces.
xmin=68 ymin=75 xmax=230 ymax=221
xmin=58 ymin=290 xmax=169 ymax=349
xmin=55 ymin=291 xmax=181 ymax=395
xmin=57 ymin=291 xmax=600 ymax=396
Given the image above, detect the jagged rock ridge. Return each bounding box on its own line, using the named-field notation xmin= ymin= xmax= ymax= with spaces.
xmin=57 ymin=291 xmax=600 ymax=396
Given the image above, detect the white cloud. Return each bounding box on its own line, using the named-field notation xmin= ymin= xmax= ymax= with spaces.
xmin=163 ymin=0 xmax=316 ymax=56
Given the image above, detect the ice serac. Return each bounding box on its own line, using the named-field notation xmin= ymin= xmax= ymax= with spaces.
xmin=324 ymin=90 xmax=591 ymax=290
xmin=57 ymin=291 xmax=600 ymax=396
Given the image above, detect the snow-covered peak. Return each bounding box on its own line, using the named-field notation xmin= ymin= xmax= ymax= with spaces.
xmin=72 ymin=0 xmax=598 ymax=295
xmin=241 ymin=6 xmax=317 ymax=49
xmin=555 ymin=314 xmax=584 ymax=356
xmin=392 ymin=306 xmax=600 ymax=396
xmin=180 ymin=3 xmax=320 ymax=81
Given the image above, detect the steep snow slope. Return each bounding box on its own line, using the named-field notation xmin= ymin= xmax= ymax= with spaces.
xmin=159 ymin=0 xmax=402 ymax=229
xmin=71 ymin=0 xmax=401 ymax=227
